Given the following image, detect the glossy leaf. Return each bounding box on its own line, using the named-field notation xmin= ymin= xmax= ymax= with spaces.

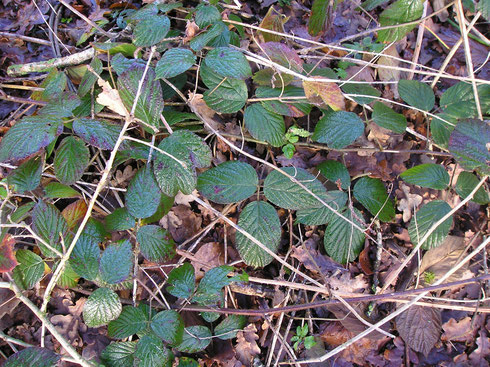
xmin=0 ymin=235 xmax=17 ymax=273
xmin=126 ymin=167 xmax=162 ymax=219
xmin=197 ymin=161 xmax=258 ymax=204
xmin=78 ymin=57 xmax=103 ymax=98
xmin=312 ymin=111 xmax=364 ymax=149
xmin=324 ymin=207 xmax=365 ymax=264
xmin=54 ymin=136 xmax=90 ymax=185
xmin=133 ymin=15 xmax=170 ymax=47
xmin=243 ymin=103 xmax=286 ymax=147
xmin=295 ymin=191 xmax=348 ymax=225
xmin=108 ymin=306 xmax=147 ymax=339
xmin=261 ymin=42 xmax=303 ymax=73
xmin=455 ymin=172 xmax=489 ymax=205
xmin=440 ymin=82 xmax=490 ymax=119
xmin=378 ymin=0 xmax=424 ymax=42
xmin=303 ymin=78 xmax=345 ymax=111
xmin=236 ymin=201 xmax=281 ymax=268
xmin=151 ymin=310 xmax=185 ymax=345
xmin=32 ymin=201 xmax=69 ymax=257
xmin=398 ymin=80 xmax=435 ymax=111
xmin=155 ymin=48 xmax=196 ymax=79
xmin=62 ymin=199 xmax=87 ymax=229
xmin=118 ymin=64 xmax=164 ymax=129
xmin=214 ymin=315 xmax=247 ymax=340
xmin=12 ymin=250 xmax=44 ymax=289
xmin=342 ymin=83 xmax=381 ymax=105
xmin=0 ymin=115 xmax=63 ymax=163
xmin=136 ymin=225 xmax=175 ymax=262
xmin=3 ymin=347 xmax=59 ymax=367
xmin=101 ymin=342 xmax=136 ymax=367
xmin=372 ymin=101 xmax=407 ymax=133
xmin=83 ymin=287 xmax=122 ymax=327
xmin=176 ymin=326 xmax=211 ymax=353
xmin=167 ymin=263 xmax=195 ymax=299
xmin=135 ymin=334 xmax=173 ymax=367
xmin=408 ymin=200 xmax=452 ymax=250
xmin=264 ymin=167 xmax=327 ymax=210
xmin=195 ymin=4 xmax=221 ymax=28
xmin=193 ymin=265 xmax=234 ymax=305
xmin=105 ymin=207 xmax=135 ymax=232
xmin=73 ymin=118 xmax=121 ymax=150
xmin=204 ymin=47 xmax=252 ymax=80
xmin=189 ymin=22 xmax=227 ymax=52
xmin=44 ymin=182 xmax=80 ymax=199
xmin=99 ymin=240 xmax=133 ymax=285
xmin=353 ymin=177 xmax=395 ymax=222
xmin=400 ymin=163 xmax=449 ymax=190
xmin=203 ymin=78 xmax=248 ymax=113
xmin=56 ymin=261 xmax=79 ymax=288
xmin=69 ymin=234 xmax=100 ymax=281
xmin=7 ymin=155 xmax=43 ymax=193
xmin=317 ymin=160 xmax=350 ymax=190
xmin=448 ymin=119 xmax=490 ymax=175
xmin=153 ymin=130 xmax=212 ymax=196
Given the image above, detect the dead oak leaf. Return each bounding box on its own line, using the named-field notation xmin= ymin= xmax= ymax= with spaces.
xmin=235 ymin=324 xmax=261 ymax=367
xmin=441 ymin=317 xmax=475 ymax=343
xmin=96 ymin=79 xmax=127 ymax=117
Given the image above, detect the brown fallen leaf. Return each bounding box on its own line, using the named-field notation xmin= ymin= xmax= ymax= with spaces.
xmin=235 ymin=324 xmax=261 ymax=367
xmin=96 ymin=79 xmax=127 ymax=117
xmin=0 ymin=234 xmax=17 ymax=273
xmin=190 ymin=242 xmax=224 ymax=279
xmin=469 ymin=329 xmax=490 ymax=366
xmin=160 ymin=205 xmax=202 ymax=243
xmin=396 ymin=182 xmax=423 ymax=222
xmin=259 ymin=7 xmax=289 ymax=43
xmin=441 ymin=317 xmax=475 ymax=343
xmin=377 ymin=44 xmax=400 ymax=83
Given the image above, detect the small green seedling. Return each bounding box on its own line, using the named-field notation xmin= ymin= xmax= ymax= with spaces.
xmin=282 ymin=126 xmax=311 ymax=159
xmin=291 ymin=324 xmax=317 ymax=351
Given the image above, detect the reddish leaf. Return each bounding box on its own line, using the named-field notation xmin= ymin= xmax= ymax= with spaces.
xmin=62 ymin=199 xmax=88 ymax=229
xmin=0 ymin=234 xmax=17 ymax=272
xmin=395 ymin=305 xmax=441 ymax=356
xmin=259 ymin=7 xmax=289 ymax=42
xmin=303 ymin=77 xmax=345 ymax=111
xmin=260 ymin=42 xmax=303 ymax=73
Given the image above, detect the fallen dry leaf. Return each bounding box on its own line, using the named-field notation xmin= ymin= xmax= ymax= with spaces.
xmin=96 ymin=79 xmax=127 ymax=117
xmin=441 ymin=317 xmax=475 ymax=343
xmin=235 ymin=324 xmax=261 ymax=367
xmin=303 ymin=77 xmax=345 ymax=111
xmin=397 ymin=182 xmax=423 ymax=222
xmin=160 ymin=205 xmax=202 ymax=243
xmin=190 ymin=242 xmax=224 ymax=279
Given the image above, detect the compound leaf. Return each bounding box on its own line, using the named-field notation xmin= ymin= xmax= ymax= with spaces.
xmin=167 ymin=263 xmax=195 ymax=299
xmin=204 ymin=47 xmax=251 ymax=80
xmin=155 ymin=48 xmax=196 ymax=79
xmin=378 ymin=0 xmax=424 ymax=42
xmin=3 ymin=347 xmax=59 ymax=367
xmin=108 ymin=306 xmax=147 ymax=339
xmin=398 ymin=80 xmax=435 ymax=111
xmin=73 ymin=118 xmax=121 ymax=150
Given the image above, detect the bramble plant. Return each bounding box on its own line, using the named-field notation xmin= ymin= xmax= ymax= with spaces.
xmin=0 ymin=0 xmax=488 ymax=366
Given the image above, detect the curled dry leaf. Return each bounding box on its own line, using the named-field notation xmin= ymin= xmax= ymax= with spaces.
xmin=96 ymin=79 xmax=128 ymax=117
xmin=397 ymin=182 xmax=423 ymax=222
xmin=377 ymin=44 xmax=400 ymax=83
xmin=184 ymin=21 xmax=199 ymax=43
xmin=0 ymin=234 xmax=17 ymax=273
xmin=160 ymin=205 xmax=202 ymax=243
xmin=235 ymin=324 xmax=261 ymax=367
xmin=441 ymin=317 xmax=475 ymax=343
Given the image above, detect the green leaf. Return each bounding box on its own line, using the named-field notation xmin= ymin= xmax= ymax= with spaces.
xmin=101 ymin=341 xmax=136 ymax=367
xmin=105 ymin=207 xmax=135 ymax=232
xmin=342 ymin=83 xmax=381 ymax=105
xmin=377 ymin=0 xmax=424 ymax=42
xmin=135 ymin=334 xmax=173 ymax=367
xmin=136 ymin=225 xmax=175 ymax=262
xmin=430 ymin=114 xmax=456 ymax=148
xmin=455 ymin=172 xmax=489 ymax=205
xmin=353 ymin=177 xmax=395 ymax=222
xmin=38 ymin=93 xmax=81 ymax=118
xmin=126 ymin=167 xmax=162 ymax=219
xmin=235 ymin=201 xmax=281 ymax=268
xmin=256 ymin=86 xmax=312 ymax=117
xmin=312 ymin=111 xmax=364 ymax=149
xmin=244 ymin=103 xmax=286 ymax=147
xmin=197 ymin=161 xmax=258 ymax=204
xmin=177 ymin=357 xmax=200 ymax=367
xmin=7 ymin=155 xmax=43 ymax=193
xmin=477 ymin=0 xmax=489 ymax=20
xmin=9 ymin=202 xmax=35 ymax=224
xmin=203 ymin=78 xmax=248 ymax=113
xmin=69 ymin=234 xmax=100 ymax=281
xmin=193 ymin=265 xmax=234 ymax=305
xmin=155 ymin=48 xmax=196 ymax=79
xmin=214 ymin=315 xmax=247 ymax=340
xmin=73 ymin=118 xmax=121 ymax=150
xmin=44 ymin=182 xmax=80 ymax=198
xmin=56 ymin=261 xmax=79 ymax=288
xmin=151 ymin=310 xmax=185 ymax=345
xmin=100 ymin=240 xmax=132 ymax=285
xmin=167 ymin=263 xmax=195 ymax=299
xmin=195 ymin=4 xmax=221 ymax=28
xmin=204 ymin=47 xmax=252 ymax=80
xmin=141 ymin=194 xmax=174 ymax=225
xmin=3 ymin=347 xmax=60 ymax=367
xmin=78 ymin=57 xmax=103 ymax=97
xmin=0 ymin=115 xmax=63 ymax=163
xmin=133 ymin=15 xmax=170 ymax=47
xmin=118 ymin=64 xmax=164 ymax=129
xmin=324 ymin=207 xmax=365 ymax=264
xmin=372 ymin=102 xmax=407 ymax=133
xmin=308 ymin=0 xmax=329 ymax=36
xmin=295 ymin=191 xmax=348 ymax=225
xmin=317 ymin=160 xmax=350 ymax=190
xmin=108 ymin=306 xmax=147 ymax=339
xmin=448 ymin=119 xmax=490 ymax=175
xmin=54 ymin=136 xmax=90 ymax=185
xmin=408 ymin=200 xmax=452 ymax=250
xmin=398 ymin=80 xmax=435 ymax=111
xmin=12 ymin=250 xmax=44 ymax=289
xmin=361 ymin=0 xmax=390 ymax=10
xmin=153 ymin=130 xmax=212 ymax=196
xmin=83 ymin=287 xmax=122 ymax=327
xmin=32 ymin=201 xmax=69 ymax=257
xmin=190 ymin=22 xmax=227 ymax=51
xmin=400 ymin=163 xmax=450 ymax=190
xmin=440 ymin=82 xmax=490 ymax=119
xmin=264 ymin=167 xmax=327 ymax=210
xmin=176 ymin=326 xmax=212 ymax=353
